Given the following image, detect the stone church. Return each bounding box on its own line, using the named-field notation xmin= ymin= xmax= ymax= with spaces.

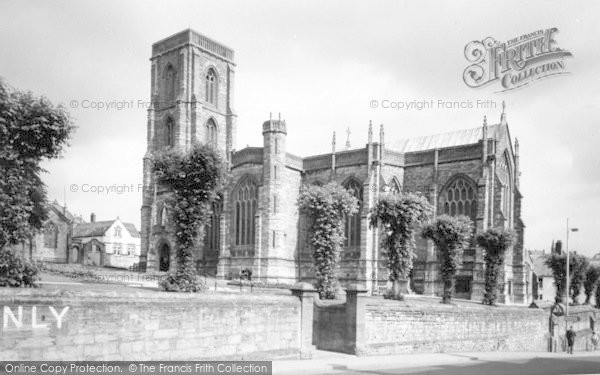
xmin=140 ymin=29 xmax=528 ymax=304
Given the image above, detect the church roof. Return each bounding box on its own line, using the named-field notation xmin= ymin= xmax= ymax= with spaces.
xmin=49 ymin=200 xmax=74 ymax=222
xmin=73 ymin=220 xmax=140 ymax=238
xmin=392 ymin=124 xmax=503 ymax=153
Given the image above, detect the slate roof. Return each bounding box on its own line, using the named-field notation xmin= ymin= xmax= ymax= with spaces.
xmin=391 ymin=124 xmax=503 ymax=153
xmin=49 ymin=200 xmax=74 ymax=222
xmin=73 ymin=220 xmax=140 ymax=238
xmin=530 ymin=252 xmax=552 ymax=277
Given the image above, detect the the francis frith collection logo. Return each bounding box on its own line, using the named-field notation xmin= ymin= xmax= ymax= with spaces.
xmin=463 ymin=28 xmax=573 ymax=92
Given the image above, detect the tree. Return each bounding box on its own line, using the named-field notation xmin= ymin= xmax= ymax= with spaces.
xmin=152 ymin=144 xmax=228 ymax=292
xmin=422 ymin=215 xmax=473 ymax=304
xmin=584 ymin=265 xmax=600 ymax=305
xmin=369 ymin=193 xmax=432 ymax=300
xmin=0 ymin=79 xmax=74 ymax=249
xmin=0 ymin=79 xmax=74 ymax=288
xmin=298 ymin=182 xmax=358 ymax=299
xmin=476 ymin=228 xmax=515 ymax=305
xmin=546 ymin=253 xmax=567 ymax=304
xmin=570 ymin=253 xmax=589 ymax=305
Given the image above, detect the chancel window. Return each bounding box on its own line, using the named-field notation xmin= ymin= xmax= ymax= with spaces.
xmin=205 ymin=68 xmax=217 ymax=106
xmin=344 ymin=179 xmax=362 ymax=248
xmin=43 ymin=222 xmax=58 ymax=248
xmin=441 ymin=176 xmax=477 ymax=221
xmin=205 ymin=200 xmax=222 ymax=252
xmin=234 ymin=179 xmax=257 ymax=246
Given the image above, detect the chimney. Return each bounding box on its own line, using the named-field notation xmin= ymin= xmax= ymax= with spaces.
xmin=90 ymin=213 xmax=96 ymax=223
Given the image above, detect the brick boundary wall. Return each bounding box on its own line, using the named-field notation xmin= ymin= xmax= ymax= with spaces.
xmin=0 ymin=287 xmax=316 ymax=361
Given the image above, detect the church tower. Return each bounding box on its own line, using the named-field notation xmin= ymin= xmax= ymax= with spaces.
xmin=140 ymin=29 xmax=236 ymax=270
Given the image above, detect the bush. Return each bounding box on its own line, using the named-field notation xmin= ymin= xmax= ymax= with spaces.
xmin=422 ymin=215 xmax=473 ymax=304
xmin=0 ymin=249 xmax=39 ymax=287
xmin=298 ymin=182 xmax=358 ymax=299
xmin=476 ymin=228 xmax=515 ymax=305
xmin=158 ymin=271 xmax=207 ymax=292
xmin=584 ymin=265 xmax=600 ymax=304
xmin=369 ymin=193 xmax=432 ymax=300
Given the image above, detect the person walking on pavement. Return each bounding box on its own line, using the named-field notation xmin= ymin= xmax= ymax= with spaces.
xmin=591 ymin=331 xmax=599 ymax=351
xmin=566 ymin=326 xmax=576 ymax=354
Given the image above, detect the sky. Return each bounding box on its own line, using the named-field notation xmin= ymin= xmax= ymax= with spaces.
xmin=1 ymin=0 xmax=599 ymax=255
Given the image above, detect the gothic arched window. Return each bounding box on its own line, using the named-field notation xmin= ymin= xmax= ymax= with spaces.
xmin=165 ymin=64 xmax=176 ymax=101
xmin=43 ymin=222 xmax=58 ymax=248
xmin=165 ymin=117 xmax=175 ymax=148
xmin=234 ymin=178 xmax=257 ymax=246
xmin=205 ymin=200 xmax=222 ymax=252
xmin=159 ymin=205 xmax=168 ymax=226
xmin=390 ymin=177 xmax=402 ymax=194
xmin=344 ymin=179 xmax=363 ymax=248
xmin=205 ymin=118 xmax=217 ymax=148
xmin=440 ymin=176 xmax=477 ymax=222
xmin=205 ymin=68 xmax=218 ymax=106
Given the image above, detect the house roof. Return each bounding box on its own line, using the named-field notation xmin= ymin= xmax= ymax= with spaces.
xmin=73 ymin=220 xmax=140 ymax=238
xmin=531 ymin=253 xmax=553 ymax=277
xmin=391 ymin=124 xmax=503 ymax=153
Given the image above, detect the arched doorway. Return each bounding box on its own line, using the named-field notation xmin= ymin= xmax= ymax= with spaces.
xmin=159 ymin=243 xmax=170 ymax=271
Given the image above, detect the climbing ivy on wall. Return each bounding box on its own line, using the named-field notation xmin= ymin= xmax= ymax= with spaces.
xmin=152 ymin=144 xmax=228 ymax=292
xmin=298 ymin=182 xmax=358 ymax=299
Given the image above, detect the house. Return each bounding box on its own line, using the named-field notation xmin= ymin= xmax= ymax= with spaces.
xmin=530 ymin=250 xmax=555 ymax=302
xmin=70 ymin=214 xmax=141 ymax=269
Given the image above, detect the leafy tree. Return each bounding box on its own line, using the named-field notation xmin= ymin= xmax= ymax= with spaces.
xmin=0 ymin=79 xmax=73 ymax=288
xmin=422 ymin=215 xmax=473 ymax=304
xmin=0 ymin=79 xmax=74 ymax=249
xmin=152 ymin=144 xmax=228 ymax=292
xmin=545 ymin=252 xmax=588 ymax=305
xmin=546 ymin=253 xmax=567 ymax=304
xmin=584 ymin=265 xmax=600 ymax=305
xmin=476 ymin=228 xmax=515 ymax=305
xmin=369 ymin=193 xmax=432 ymax=300
xmin=596 ymin=281 xmax=600 ymax=309
xmin=570 ymin=253 xmax=589 ymax=305
xmin=298 ymin=182 xmax=358 ymax=299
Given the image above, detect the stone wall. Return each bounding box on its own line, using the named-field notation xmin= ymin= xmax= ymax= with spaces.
xmin=0 ymin=289 xmax=306 ymax=361
xmin=362 ymin=302 xmax=548 ymax=355
xmin=312 ymin=287 xmax=552 ymax=356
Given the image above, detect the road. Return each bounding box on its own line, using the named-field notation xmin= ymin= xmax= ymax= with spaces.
xmin=273 ymin=351 xmax=600 ymax=375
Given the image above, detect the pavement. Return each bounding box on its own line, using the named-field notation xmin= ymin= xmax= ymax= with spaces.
xmin=272 ymin=350 xmax=600 ymax=375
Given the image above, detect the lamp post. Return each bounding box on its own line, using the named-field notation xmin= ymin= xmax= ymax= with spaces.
xmin=565 ymin=218 xmax=579 ymax=348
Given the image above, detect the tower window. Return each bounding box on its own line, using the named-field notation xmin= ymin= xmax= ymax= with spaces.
xmin=165 ymin=117 xmax=175 ymax=148
xmin=274 ymin=165 xmax=278 ymax=180
xmin=275 ymin=138 xmax=279 ymax=154
xmin=165 ymin=64 xmax=176 ymax=101
xmin=205 ymin=200 xmax=222 ymax=252
xmin=205 ymin=118 xmax=218 ymax=148
xmin=205 ymin=68 xmax=218 ymax=106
